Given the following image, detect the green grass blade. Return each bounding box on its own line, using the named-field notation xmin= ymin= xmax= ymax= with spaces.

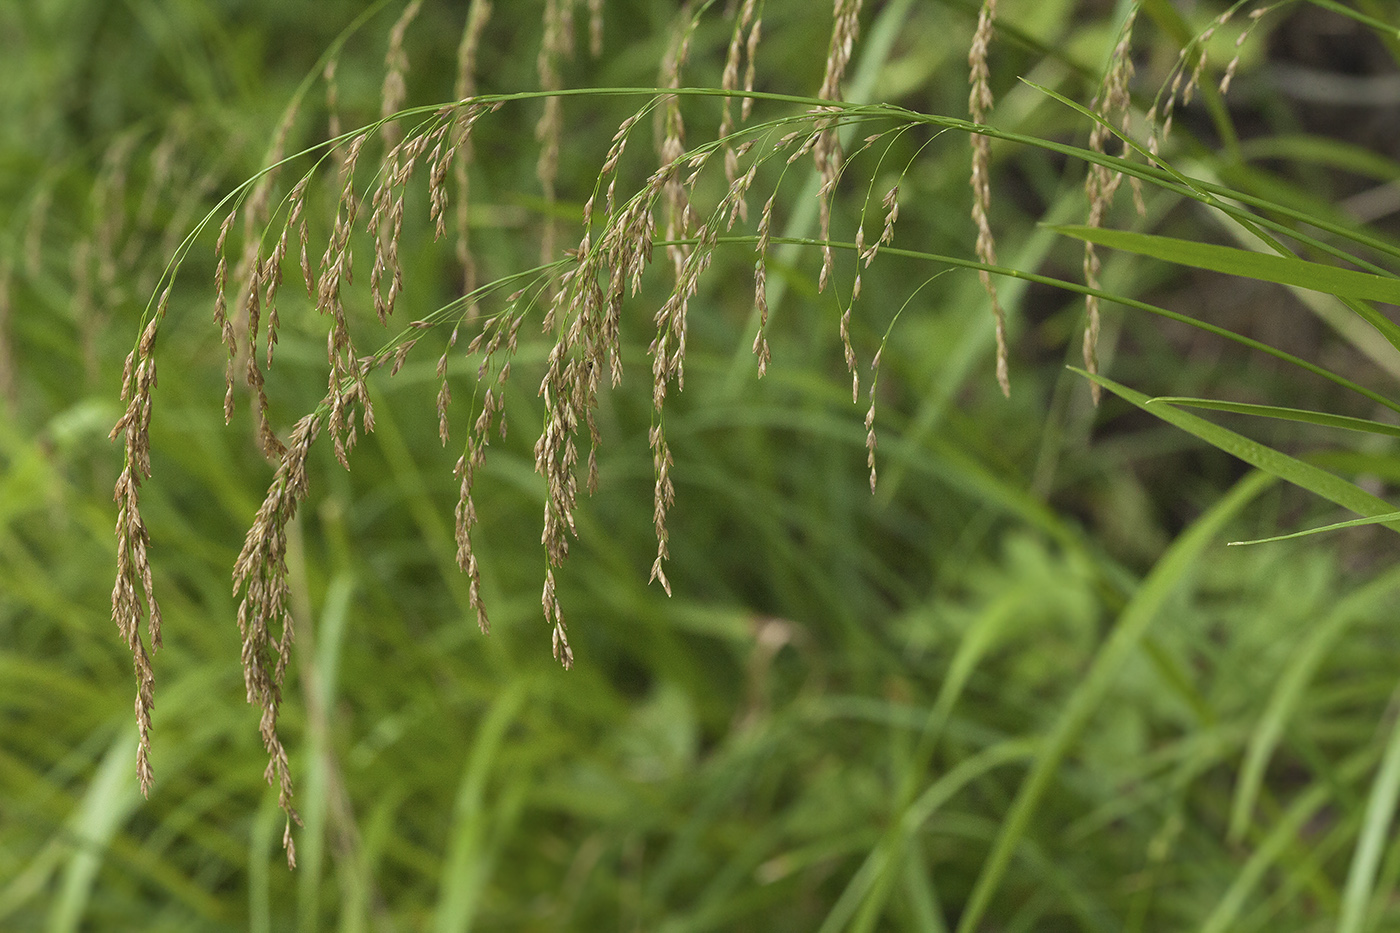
xmin=432 ymin=683 xmax=528 ymax=933
xmin=1228 ymin=512 xmax=1400 ymax=547
xmin=955 ymin=470 xmax=1275 ymax=933
xmin=1231 ymin=565 xmax=1400 ymax=841
xmin=1338 ymin=699 xmax=1400 ymax=933
xmin=827 ymin=738 xmax=1038 ymax=933
xmin=1052 ymin=226 xmax=1400 ymax=305
xmin=298 ymin=573 xmax=356 ymax=933
xmin=48 ymin=725 xmax=140 ymax=933
xmin=1201 ymin=752 xmax=1373 ymax=933
xmin=1148 ymin=398 xmax=1400 ymax=439
xmin=1075 ymin=369 xmax=1400 ymax=537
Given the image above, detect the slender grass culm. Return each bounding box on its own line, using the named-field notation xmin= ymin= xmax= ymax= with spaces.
xmin=84 ymin=0 xmax=1400 ymax=927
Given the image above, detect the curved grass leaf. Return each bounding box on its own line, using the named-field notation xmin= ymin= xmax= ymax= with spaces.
xmin=1339 ymin=700 xmax=1400 ymax=933
xmin=1075 ymin=370 xmax=1400 ymax=538
xmin=1148 ymin=398 xmax=1400 ymax=439
xmin=1228 ymin=511 xmax=1400 ymax=547
xmin=1052 ymin=226 xmax=1400 ymax=304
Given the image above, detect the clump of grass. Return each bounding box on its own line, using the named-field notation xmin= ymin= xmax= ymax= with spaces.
xmin=109 ymin=0 xmax=1400 ymax=885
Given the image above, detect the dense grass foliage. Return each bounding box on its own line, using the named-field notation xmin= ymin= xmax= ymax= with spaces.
xmin=4 ymin=1 xmax=1400 ymax=930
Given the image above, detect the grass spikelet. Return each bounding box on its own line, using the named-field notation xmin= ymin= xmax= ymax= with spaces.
xmin=454 ymin=440 xmax=489 ymax=634
xmin=968 ymin=0 xmax=1009 ymax=397
xmin=436 ymin=325 xmax=459 ymax=444
xmin=453 ymin=1 xmax=493 ymax=303
xmin=536 ymin=0 xmax=578 ymax=269
xmin=92 ymin=132 xmax=138 ymax=305
xmin=865 ymin=347 xmax=880 ymax=493
xmin=109 ymin=285 xmax=170 ymax=798
xmin=752 ymin=190 xmax=775 ymax=375
xmin=214 ymin=210 xmax=239 ymax=422
xmin=543 ymin=568 xmax=572 ymax=669
xmin=719 ymin=0 xmax=760 ymax=195
xmin=814 ymin=0 xmax=863 ymax=294
xmin=659 ymin=7 xmax=700 ymax=285
xmin=324 ymin=57 xmax=342 ymax=143
xmin=242 ymin=249 xmax=285 ymax=458
xmin=318 ymin=132 xmax=369 ymax=468
xmin=1081 ymin=7 xmax=1138 ymax=404
xmin=1221 ymin=6 xmax=1274 ymax=96
xmin=372 ymin=125 xmax=440 ymax=324
xmin=452 ymin=305 xmax=524 ymax=637
xmin=1147 ymin=5 xmax=1244 ymax=158
xmin=232 ymin=411 xmax=322 ymax=868
xmin=380 ymin=0 xmax=424 ymax=147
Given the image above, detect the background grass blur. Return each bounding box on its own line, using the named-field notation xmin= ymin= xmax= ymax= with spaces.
xmin=4 ymin=1 xmax=1400 ymax=930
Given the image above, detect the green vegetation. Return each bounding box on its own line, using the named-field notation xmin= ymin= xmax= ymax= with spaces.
xmin=4 ymin=0 xmax=1400 ymax=929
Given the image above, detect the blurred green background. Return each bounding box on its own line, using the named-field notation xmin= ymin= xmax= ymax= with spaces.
xmin=4 ymin=1 xmax=1400 ymax=930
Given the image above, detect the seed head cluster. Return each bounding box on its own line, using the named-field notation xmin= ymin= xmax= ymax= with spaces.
xmin=112 ymin=0 xmax=1266 ymax=871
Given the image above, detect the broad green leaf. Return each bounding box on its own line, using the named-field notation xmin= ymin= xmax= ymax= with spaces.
xmin=1052 ymin=225 xmax=1400 ymax=303
xmin=1149 ymin=397 xmax=1400 ymax=439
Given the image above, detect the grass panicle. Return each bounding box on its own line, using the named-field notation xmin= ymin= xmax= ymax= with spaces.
xmin=967 ymin=0 xmax=1008 ymax=396
xmin=453 ymin=0 xmax=493 ymax=302
xmin=231 ymin=411 xmax=323 ymax=868
xmin=1081 ymin=6 xmax=1139 ymax=404
xmin=96 ymin=1 xmax=1400 ymax=891
xmin=109 ymin=287 xmax=170 ymax=800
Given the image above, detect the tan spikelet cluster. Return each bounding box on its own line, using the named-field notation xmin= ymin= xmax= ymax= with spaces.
xmin=454 ymin=309 xmax=525 ymax=635
xmin=453 ymin=0 xmax=493 ymax=303
xmin=109 ymin=286 xmax=170 ymax=799
xmin=536 ymin=0 xmax=577 ymax=269
xmin=528 ymin=79 xmax=774 ymax=647
xmin=380 ymin=0 xmax=425 ymax=147
xmin=533 ymin=146 xmax=650 ymax=658
xmin=857 ymin=182 xmax=901 ymax=488
xmin=231 ymin=411 xmax=322 ymax=869
xmin=324 ymin=58 xmax=342 ymax=143
xmin=199 ymin=82 xmax=485 ymax=866
xmin=1219 ymin=6 xmax=1275 ymax=97
xmin=968 ymin=0 xmax=1009 ymax=397
xmin=864 ymin=345 xmax=882 ymax=493
xmin=752 ymin=189 xmax=775 ymax=375
xmin=1147 ymin=4 xmax=1274 ymax=159
xmin=317 ymin=133 xmax=374 ymax=468
xmin=814 ymin=0 xmax=863 ymax=297
xmin=372 ymin=121 xmax=448 ymax=325
xmin=658 ymin=7 xmax=703 ymax=286
xmin=1081 ymin=7 xmax=1139 ymax=405
xmin=220 ymin=98 xmax=305 ymax=458
xmin=809 ymin=0 xmax=865 ymax=410
xmin=115 ymin=1 xmax=918 ymax=856
xmin=719 ymin=0 xmax=762 ymax=198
